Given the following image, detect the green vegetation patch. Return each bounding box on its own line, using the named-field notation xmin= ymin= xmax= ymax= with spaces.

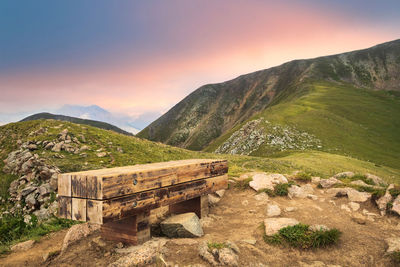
xmin=0 ymin=214 xmax=79 ymax=254
xmin=233 ymin=178 xmax=253 ymax=190
xmin=263 ymin=224 xmax=341 ymax=249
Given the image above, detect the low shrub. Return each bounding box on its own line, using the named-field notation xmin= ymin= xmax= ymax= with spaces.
xmin=264 ymin=224 xmax=341 ymax=249
xmin=258 ymin=181 xmax=296 ymax=197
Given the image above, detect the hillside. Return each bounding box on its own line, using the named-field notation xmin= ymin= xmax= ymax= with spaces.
xmin=21 ymin=113 xmax=134 ymax=136
xmin=137 ymin=39 xmax=400 ymax=168
xmin=1 ymin=120 xmax=399 ymax=254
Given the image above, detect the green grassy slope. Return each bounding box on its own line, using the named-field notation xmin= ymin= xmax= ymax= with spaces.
xmin=206 ymin=81 xmax=400 ymax=169
xmin=0 ymin=120 xmax=399 ymax=253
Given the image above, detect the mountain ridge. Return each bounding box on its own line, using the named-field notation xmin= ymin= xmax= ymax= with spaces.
xmin=20 ymin=112 xmax=134 ymax=136
xmin=137 ymin=39 xmax=400 ymax=167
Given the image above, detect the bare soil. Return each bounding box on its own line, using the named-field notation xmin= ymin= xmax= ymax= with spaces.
xmin=2 ymin=183 xmax=399 ymax=267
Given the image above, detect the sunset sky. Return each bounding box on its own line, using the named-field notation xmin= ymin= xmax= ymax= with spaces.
xmin=1 ymin=0 xmax=399 ymax=126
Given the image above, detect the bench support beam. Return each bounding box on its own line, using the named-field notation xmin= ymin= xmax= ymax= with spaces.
xmin=101 ymin=210 xmax=151 ymax=245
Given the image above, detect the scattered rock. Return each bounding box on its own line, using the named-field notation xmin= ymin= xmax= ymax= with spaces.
xmin=249 ymin=173 xmax=288 ymax=191
xmin=215 ymin=190 xmax=225 ymax=198
xmin=311 ymin=177 xmax=321 ymax=184
xmin=366 ymin=173 xmax=387 ymax=186
xmin=218 ymin=247 xmax=239 ymax=266
xmin=208 ymin=194 xmax=221 ymax=206
xmin=319 ymin=178 xmax=343 ymax=188
xmin=340 ymin=204 xmax=351 ymax=212
xmin=198 ymin=242 xmax=219 ymax=266
xmin=352 ymin=214 xmax=367 ymax=225
xmin=96 ymin=152 xmax=107 ymax=158
xmin=264 ymin=217 xmax=299 ymax=235
xmin=266 ymin=204 xmax=281 ymax=217
xmin=333 ymin=172 xmax=355 ymax=178
xmin=241 ymin=200 xmax=249 ymax=206
xmin=52 ymin=142 xmax=64 ymax=152
xmin=350 ymin=180 xmax=371 ymax=187
xmin=110 ymin=238 xmax=167 ymax=267
xmin=376 ymin=184 xmax=394 ymax=215
xmin=11 ymin=240 xmax=35 ymax=251
xmin=348 ymin=202 xmax=360 ymax=211
xmin=284 ymin=207 xmax=297 ymax=212
xmin=241 ymin=239 xmax=257 ymax=245
xmin=161 ymin=212 xmax=203 ymax=238
xmin=391 ymin=195 xmax=400 ymax=216
xmin=61 ymin=223 xmax=100 ymax=253
xmin=309 ymin=224 xmax=330 ymax=231
xmin=385 ymin=237 xmax=400 ymax=254
xmin=254 ymin=192 xmax=269 ymax=203
xmin=307 ymin=194 xmax=318 ymax=200
xmin=346 ymin=188 xmax=371 ymax=203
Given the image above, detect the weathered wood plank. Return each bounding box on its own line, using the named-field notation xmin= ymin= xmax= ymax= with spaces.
xmin=61 ymin=159 xmax=228 ymax=199
xmin=71 ymin=175 xmax=87 ymax=198
xmin=58 ymin=196 xmax=72 ymax=219
xmin=102 ymin=174 xmax=227 ymax=223
xmin=58 ymin=174 xmax=71 ymax=197
xmin=87 ymin=200 xmax=103 ymax=224
xmin=72 ymin=198 xmax=87 ymax=221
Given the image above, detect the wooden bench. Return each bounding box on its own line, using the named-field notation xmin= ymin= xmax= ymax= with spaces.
xmin=57 ymin=159 xmax=228 ymax=245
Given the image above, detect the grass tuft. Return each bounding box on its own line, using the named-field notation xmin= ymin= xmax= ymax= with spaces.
xmin=264 ymin=224 xmax=341 ymax=249
xmin=259 ymin=181 xmax=296 ymax=197
xmin=207 ymin=241 xmax=230 ymax=250
xmin=233 ymin=178 xmax=252 ymax=190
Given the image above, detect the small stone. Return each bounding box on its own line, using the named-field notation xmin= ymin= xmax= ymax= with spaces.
xmin=284 ymin=207 xmax=297 ymax=212
xmin=266 ymin=204 xmax=281 ymax=217
xmin=307 ymin=194 xmax=318 ymax=200
xmin=241 ymin=200 xmax=249 ymax=206
xmin=116 ymin=242 xmax=124 ymax=249
xmin=218 ymin=247 xmax=239 ymax=267
xmin=333 ymin=172 xmax=355 ymax=178
xmin=208 ymin=194 xmax=221 ymax=206
xmin=309 ymin=224 xmax=330 ymax=231
xmin=340 ymin=204 xmax=351 ymax=212
xmin=351 ymin=214 xmax=367 ymax=225
xmin=254 ymin=192 xmax=269 ymax=203
xmin=385 ymin=237 xmax=400 ymax=253
xmin=311 ymin=177 xmax=321 ymax=184
xmin=241 ymin=239 xmax=257 ymax=245
xmin=215 ymin=190 xmax=225 ymax=198
xmin=348 ymin=202 xmax=360 ymax=211
xmin=97 ymin=152 xmax=107 ymax=158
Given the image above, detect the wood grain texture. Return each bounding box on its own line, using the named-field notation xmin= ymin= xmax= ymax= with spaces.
xmin=58 ymin=174 xmax=71 ymax=197
xmin=60 ymin=159 xmax=228 ymax=200
xmin=102 ymin=174 xmax=227 ymax=223
xmin=87 ymin=200 xmax=103 ymax=224
xmin=72 ymin=198 xmax=87 ymax=221
xmin=58 ymin=196 xmax=72 ymax=219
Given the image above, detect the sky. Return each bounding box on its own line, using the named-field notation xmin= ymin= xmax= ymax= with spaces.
xmin=0 ymin=0 xmax=399 ymax=126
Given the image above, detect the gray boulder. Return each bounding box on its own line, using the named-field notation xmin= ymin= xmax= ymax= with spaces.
xmin=161 ymin=212 xmax=204 ymax=238
xmin=333 ymin=172 xmax=355 ymax=178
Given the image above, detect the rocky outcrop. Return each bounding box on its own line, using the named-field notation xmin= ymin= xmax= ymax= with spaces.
xmin=376 ymin=184 xmax=394 ymax=215
xmin=161 ymin=213 xmax=204 ymax=238
xmin=10 ymin=240 xmax=35 ymax=252
xmin=288 ymin=184 xmax=314 ymax=199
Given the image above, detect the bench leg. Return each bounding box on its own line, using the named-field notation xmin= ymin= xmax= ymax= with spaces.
xmin=101 ymin=210 xmax=150 ymax=245
xmin=168 ymin=195 xmax=209 ymax=218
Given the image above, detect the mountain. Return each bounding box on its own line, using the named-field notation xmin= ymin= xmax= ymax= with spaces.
xmin=20 ymin=112 xmax=133 ymax=136
xmin=55 ymin=105 xmax=141 ymax=134
xmin=138 ymin=39 xmax=400 ymax=168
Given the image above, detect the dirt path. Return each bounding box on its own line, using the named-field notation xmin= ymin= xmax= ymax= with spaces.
xmin=2 ymin=183 xmax=399 ymax=266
